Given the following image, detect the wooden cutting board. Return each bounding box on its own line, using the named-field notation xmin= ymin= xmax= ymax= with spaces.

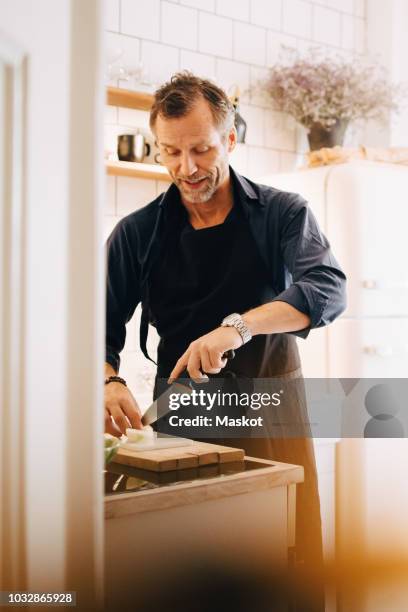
xmin=112 ymin=441 xmax=245 ymax=472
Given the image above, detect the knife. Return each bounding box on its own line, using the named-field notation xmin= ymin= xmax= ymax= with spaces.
xmin=141 ymin=349 xmax=235 ymax=427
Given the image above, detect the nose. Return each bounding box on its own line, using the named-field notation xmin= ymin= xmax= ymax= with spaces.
xmin=179 ymin=151 xmax=198 ymax=177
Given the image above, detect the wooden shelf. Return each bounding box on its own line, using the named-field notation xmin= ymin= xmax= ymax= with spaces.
xmin=106 ymin=160 xmax=171 ymax=182
xmin=107 ymin=86 xmax=154 ymax=111
xmin=106 ymin=88 xmax=164 ymax=182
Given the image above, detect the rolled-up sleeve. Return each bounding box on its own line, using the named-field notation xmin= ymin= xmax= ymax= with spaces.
xmin=272 ymin=193 xmax=347 ymax=339
xmin=105 ymin=219 xmax=140 ymax=372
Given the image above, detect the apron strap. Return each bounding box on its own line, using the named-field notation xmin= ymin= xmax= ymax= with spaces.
xmin=139 ymin=305 xmax=157 ymax=365
xmin=138 ymin=193 xmax=168 ymax=366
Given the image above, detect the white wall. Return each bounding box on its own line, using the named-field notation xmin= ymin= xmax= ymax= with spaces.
xmin=365 ymin=0 xmax=408 ymax=147
xmin=105 ymin=0 xmax=367 ymax=177
xmin=104 ymin=0 xmax=368 ymax=401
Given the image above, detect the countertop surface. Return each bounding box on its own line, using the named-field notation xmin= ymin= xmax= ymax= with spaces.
xmin=105 ymin=455 xmax=304 ymax=519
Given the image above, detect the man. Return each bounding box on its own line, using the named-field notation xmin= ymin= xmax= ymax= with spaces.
xmin=105 ymin=72 xmax=346 ymax=608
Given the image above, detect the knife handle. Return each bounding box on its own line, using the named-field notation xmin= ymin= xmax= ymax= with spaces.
xmin=176 ymin=349 xmax=235 ymax=381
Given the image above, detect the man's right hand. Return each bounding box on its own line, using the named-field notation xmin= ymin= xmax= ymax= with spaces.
xmin=104 ymin=378 xmax=143 ymax=437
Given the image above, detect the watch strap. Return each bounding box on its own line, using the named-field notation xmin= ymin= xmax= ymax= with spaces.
xmin=221 ymin=313 xmax=252 ymax=345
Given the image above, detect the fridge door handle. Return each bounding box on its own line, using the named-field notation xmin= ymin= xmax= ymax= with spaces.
xmin=363 ymin=345 xmax=394 ymax=357
xmin=362 ymin=279 xmax=408 ymax=290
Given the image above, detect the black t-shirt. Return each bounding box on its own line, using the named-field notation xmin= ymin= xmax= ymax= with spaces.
xmin=148 ymin=195 xmax=301 ymax=380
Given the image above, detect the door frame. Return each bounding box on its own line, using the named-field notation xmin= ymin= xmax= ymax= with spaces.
xmin=0 ymin=30 xmax=28 ymax=594
xmin=0 ymin=1 xmax=105 ymax=608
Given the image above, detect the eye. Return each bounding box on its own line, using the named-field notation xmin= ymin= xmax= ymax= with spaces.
xmin=195 ymin=146 xmax=210 ymax=154
xmin=162 ymin=146 xmax=179 ymax=157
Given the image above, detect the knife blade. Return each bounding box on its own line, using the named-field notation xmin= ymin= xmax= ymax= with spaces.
xmin=141 ymin=349 xmax=235 ymax=427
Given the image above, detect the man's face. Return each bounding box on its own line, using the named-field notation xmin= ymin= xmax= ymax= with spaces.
xmin=154 ymin=96 xmax=236 ymax=204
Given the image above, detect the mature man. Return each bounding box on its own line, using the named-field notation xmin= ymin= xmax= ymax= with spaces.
xmin=105 ymin=72 xmax=346 ymax=608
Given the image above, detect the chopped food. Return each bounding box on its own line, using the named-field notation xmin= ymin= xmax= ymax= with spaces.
xmin=125 ymin=427 xmax=155 ymax=443
xmin=104 ymin=434 xmax=120 ymax=464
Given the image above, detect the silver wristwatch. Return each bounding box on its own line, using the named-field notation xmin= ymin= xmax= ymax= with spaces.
xmin=221 ymin=313 xmax=252 ymax=345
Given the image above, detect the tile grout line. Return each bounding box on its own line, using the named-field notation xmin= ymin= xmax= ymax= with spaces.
xmin=106 ymin=26 xmax=362 ymax=66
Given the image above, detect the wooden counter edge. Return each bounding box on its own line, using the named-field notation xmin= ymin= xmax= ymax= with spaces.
xmin=105 ymin=457 xmax=304 ymax=520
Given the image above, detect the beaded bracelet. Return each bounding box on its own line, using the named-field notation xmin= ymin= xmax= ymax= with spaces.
xmin=104 ymin=375 xmax=127 ymax=387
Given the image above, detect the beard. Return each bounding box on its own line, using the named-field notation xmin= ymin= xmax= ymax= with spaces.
xmin=172 ymin=162 xmax=228 ymax=204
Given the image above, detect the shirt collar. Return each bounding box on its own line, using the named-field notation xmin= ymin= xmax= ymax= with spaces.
xmin=229 ymin=165 xmax=260 ymax=203
xmin=159 ymin=165 xmax=261 ymax=214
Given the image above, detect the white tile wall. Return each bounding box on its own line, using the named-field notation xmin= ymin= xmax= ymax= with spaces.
xmin=295 ymin=123 xmax=309 ymax=153
xmin=105 ymin=0 xmax=119 ymax=32
xmin=105 ymin=104 xmax=117 ymax=125
xmin=116 ymin=177 xmax=158 ymax=215
xmin=215 ymin=58 xmax=250 ymax=102
xmin=180 ymin=0 xmax=215 ymax=10
xmin=104 ymin=215 xmax=120 ymax=241
xmin=250 ymin=0 xmax=282 ymax=30
xmin=279 ymin=151 xmax=299 ymax=172
xmin=266 ymin=31 xmax=297 ymax=65
xmin=230 ymin=142 xmax=248 ymax=175
xmin=157 ymin=180 xmax=171 ymax=195
xmin=180 ymin=50 xmax=216 ymax=79
xmin=106 ymin=0 xmax=367 ymax=177
xmin=124 ymin=315 xmax=138 ymax=352
xmin=282 ymin=0 xmax=312 ymax=39
xmin=341 ymin=14 xmax=355 ymax=51
xmin=199 ymin=12 xmax=233 ymax=58
xmin=121 ymin=0 xmax=161 ymax=40
xmin=355 ymin=17 xmax=366 ymax=53
xmin=233 ymin=21 xmax=266 ymax=66
xmin=264 ymin=110 xmax=297 ymax=151
xmin=247 ymin=146 xmax=280 ymax=177
xmin=249 ymin=65 xmax=270 ymax=106
xmin=118 ymin=345 xmax=157 ymax=401
xmin=105 ymin=176 xmax=116 ymax=215
xmin=161 ymin=2 xmax=198 ymax=50
xmin=326 ymin=0 xmax=354 ymax=13
xmin=295 ymin=37 xmax=315 ymax=55
xmin=140 ymin=40 xmax=179 ymax=86
xmin=117 ymin=107 xmax=151 ymax=131
xmin=106 ymin=31 xmax=140 ymax=76
xmin=104 ymin=0 xmax=368 ymax=394
xmin=239 ymin=103 xmax=264 ymax=146
xmin=217 ymin=0 xmax=250 ymax=22
xmin=313 ymin=5 xmax=341 ymax=47
xmin=104 ymin=123 xmax=123 ymax=155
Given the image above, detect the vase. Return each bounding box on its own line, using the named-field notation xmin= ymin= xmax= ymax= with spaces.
xmin=307 ymin=119 xmax=349 ymax=151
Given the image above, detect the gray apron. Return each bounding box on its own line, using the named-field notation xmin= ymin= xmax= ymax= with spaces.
xmin=145 ymin=198 xmax=325 ymax=609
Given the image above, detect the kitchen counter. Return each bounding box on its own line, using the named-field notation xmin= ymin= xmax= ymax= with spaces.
xmin=105 ymin=453 xmax=304 ymax=611
xmin=105 ymin=456 xmax=303 ymax=517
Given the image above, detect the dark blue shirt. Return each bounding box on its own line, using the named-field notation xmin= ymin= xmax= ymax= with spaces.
xmin=105 ymin=166 xmax=347 ymax=373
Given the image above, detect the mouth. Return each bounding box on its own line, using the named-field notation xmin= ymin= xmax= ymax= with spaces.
xmin=180 ymin=177 xmax=208 ymax=190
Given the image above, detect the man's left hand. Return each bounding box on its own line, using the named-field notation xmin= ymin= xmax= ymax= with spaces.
xmin=168 ymin=326 xmax=243 ymax=382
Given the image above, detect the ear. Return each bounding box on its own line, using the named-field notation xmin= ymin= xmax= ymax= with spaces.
xmin=227 ymin=126 xmax=237 ymax=153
